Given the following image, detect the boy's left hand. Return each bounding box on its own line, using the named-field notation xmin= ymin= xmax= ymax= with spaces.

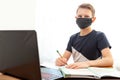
xmin=65 ymin=62 xmax=90 ymax=69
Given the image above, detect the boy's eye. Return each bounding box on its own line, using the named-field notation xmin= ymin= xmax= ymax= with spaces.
xmin=78 ymin=15 xmax=82 ymax=18
xmin=84 ymin=15 xmax=90 ymax=18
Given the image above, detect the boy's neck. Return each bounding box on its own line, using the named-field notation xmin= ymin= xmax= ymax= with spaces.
xmin=80 ymin=27 xmax=92 ymax=36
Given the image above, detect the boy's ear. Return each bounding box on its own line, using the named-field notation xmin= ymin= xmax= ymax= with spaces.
xmin=92 ymin=17 xmax=96 ymax=23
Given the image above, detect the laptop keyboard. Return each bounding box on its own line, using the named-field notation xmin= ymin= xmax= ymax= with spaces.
xmin=41 ymin=67 xmax=63 ymax=80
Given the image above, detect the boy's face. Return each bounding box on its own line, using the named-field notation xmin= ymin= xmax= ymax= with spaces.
xmin=76 ymin=8 xmax=93 ymax=18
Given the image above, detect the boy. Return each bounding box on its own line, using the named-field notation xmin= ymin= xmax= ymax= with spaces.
xmin=55 ymin=3 xmax=113 ymax=69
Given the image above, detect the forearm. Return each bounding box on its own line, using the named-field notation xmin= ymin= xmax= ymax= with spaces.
xmin=65 ymin=57 xmax=113 ymax=69
xmin=87 ymin=57 xmax=113 ymax=67
xmin=63 ymin=50 xmax=71 ymax=61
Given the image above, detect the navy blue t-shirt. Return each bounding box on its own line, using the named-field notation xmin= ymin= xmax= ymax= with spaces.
xmin=66 ymin=30 xmax=111 ymax=61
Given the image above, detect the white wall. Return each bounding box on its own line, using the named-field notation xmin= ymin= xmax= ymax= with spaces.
xmin=36 ymin=0 xmax=120 ymax=66
xmin=0 ymin=0 xmax=36 ymax=30
xmin=1 ymin=0 xmax=119 ymax=67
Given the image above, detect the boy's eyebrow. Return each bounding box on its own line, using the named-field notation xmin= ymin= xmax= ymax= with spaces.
xmin=77 ymin=15 xmax=90 ymax=17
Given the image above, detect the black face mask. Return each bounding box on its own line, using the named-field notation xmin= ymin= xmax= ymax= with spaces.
xmin=76 ymin=18 xmax=92 ymax=29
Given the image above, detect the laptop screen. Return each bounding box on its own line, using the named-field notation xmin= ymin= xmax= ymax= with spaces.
xmin=0 ymin=30 xmax=41 ymax=80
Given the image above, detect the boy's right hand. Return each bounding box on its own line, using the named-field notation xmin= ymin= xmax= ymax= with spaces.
xmin=55 ymin=57 xmax=67 ymax=66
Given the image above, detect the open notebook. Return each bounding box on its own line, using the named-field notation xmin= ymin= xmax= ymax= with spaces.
xmin=59 ymin=67 xmax=120 ymax=79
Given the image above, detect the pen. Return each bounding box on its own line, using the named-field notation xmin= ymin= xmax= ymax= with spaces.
xmin=56 ymin=50 xmax=63 ymax=58
xmin=56 ymin=50 xmax=68 ymax=65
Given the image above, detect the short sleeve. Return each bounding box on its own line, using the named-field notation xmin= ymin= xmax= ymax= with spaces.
xmin=97 ymin=32 xmax=111 ymax=51
xmin=66 ymin=36 xmax=73 ymax=53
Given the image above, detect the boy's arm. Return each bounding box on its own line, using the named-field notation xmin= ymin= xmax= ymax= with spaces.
xmin=55 ymin=50 xmax=71 ymax=66
xmin=88 ymin=47 xmax=113 ymax=67
xmin=63 ymin=50 xmax=72 ymax=61
xmin=66 ymin=47 xmax=113 ymax=69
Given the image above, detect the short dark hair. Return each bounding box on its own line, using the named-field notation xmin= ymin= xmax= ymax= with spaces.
xmin=76 ymin=3 xmax=95 ymax=17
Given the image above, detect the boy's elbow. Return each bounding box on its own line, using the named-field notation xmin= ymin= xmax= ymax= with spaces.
xmin=107 ymin=57 xmax=114 ymax=67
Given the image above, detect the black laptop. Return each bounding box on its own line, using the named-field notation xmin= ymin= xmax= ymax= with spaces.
xmin=0 ymin=30 xmax=63 ymax=80
xmin=0 ymin=30 xmax=41 ymax=80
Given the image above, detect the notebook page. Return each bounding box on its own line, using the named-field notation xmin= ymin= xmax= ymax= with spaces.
xmin=59 ymin=67 xmax=96 ymax=77
xmin=88 ymin=67 xmax=120 ymax=78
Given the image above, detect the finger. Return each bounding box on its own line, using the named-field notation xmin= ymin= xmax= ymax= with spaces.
xmin=74 ymin=66 xmax=80 ymax=69
xmin=57 ymin=58 xmax=67 ymax=66
xmin=66 ymin=64 xmax=76 ymax=69
xmin=59 ymin=58 xmax=67 ymax=65
xmin=70 ymin=65 xmax=77 ymax=69
xmin=56 ymin=58 xmax=63 ymax=66
xmin=57 ymin=58 xmax=65 ymax=65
